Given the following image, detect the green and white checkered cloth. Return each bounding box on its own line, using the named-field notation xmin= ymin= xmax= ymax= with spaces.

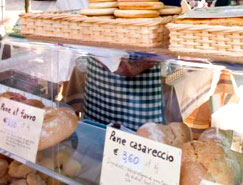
xmin=83 ymin=57 xmax=165 ymax=130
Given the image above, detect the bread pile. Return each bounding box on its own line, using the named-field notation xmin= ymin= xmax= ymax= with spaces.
xmin=0 ymin=92 xmax=79 ymax=151
xmin=81 ymin=0 xmax=118 ymax=18
xmin=136 ymin=122 xmax=242 ymax=185
xmin=114 ymin=0 xmax=164 ymax=18
xmin=0 ymin=150 xmax=81 ymax=185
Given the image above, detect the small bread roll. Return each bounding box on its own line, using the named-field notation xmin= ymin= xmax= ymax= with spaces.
xmin=38 ymin=107 xmax=78 ymax=151
xmin=8 ymin=161 xmax=35 ymax=178
xmin=80 ymin=8 xmax=117 ymax=16
xmin=114 ymin=9 xmax=160 ymax=18
xmin=0 ymin=92 xmax=27 ymax=102
xmin=0 ymin=174 xmax=10 ymax=185
xmin=159 ymin=6 xmax=182 ymax=15
xmin=118 ymin=2 xmax=164 ymax=10
xmin=56 ymin=151 xmax=70 ymax=168
xmin=63 ymin=159 xmax=81 ymax=177
xmin=10 ymin=179 xmax=28 ymax=185
xmin=26 ymin=173 xmax=47 ymax=185
xmin=38 ymin=158 xmax=56 ymax=170
xmin=0 ymin=159 xmax=8 ymax=177
xmin=89 ymin=2 xmax=118 ymax=9
xmin=46 ymin=177 xmax=65 ymax=185
xmin=21 ymin=99 xmax=45 ymax=109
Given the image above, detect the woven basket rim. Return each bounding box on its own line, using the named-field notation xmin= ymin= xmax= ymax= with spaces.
xmin=167 ymin=22 xmax=243 ymax=32
xmin=20 ymin=12 xmax=175 ymax=26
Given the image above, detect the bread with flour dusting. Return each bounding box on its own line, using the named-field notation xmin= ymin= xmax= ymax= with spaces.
xmin=38 ymin=107 xmax=78 ymax=151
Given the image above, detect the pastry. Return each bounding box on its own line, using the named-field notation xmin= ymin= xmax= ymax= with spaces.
xmin=56 ymin=151 xmax=70 ymax=168
xmin=114 ymin=9 xmax=160 ymax=18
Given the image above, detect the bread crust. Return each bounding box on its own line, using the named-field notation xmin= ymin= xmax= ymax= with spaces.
xmin=118 ymin=2 xmax=164 ymax=10
xmin=114 ymin=9 xmax=160 ymax=18
xmin=89 ymin=2 xmax=118 ymax=9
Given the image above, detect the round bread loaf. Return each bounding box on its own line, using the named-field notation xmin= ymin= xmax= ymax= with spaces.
xmin=114 ymin=9 xmax=160 ymax=18
xmin=89 ymin=2 xmax=118 ymax=8
xmin=199 ymin=128 xmax=243 ymax=183
xmin=81 ymin=8 xmax=117 ymax=16
xmin=181 ymin=140 xmax=241 ymax=185
xmin=0 ymin=92 xmax=27 ymax=102
xmin=159 ymin=6 xmax=182 ymax=15
xmin=136 ymin=122 xmax=192 ymax=148
xmin=21 ymin=99 xmax=45 ymax=109
xmin=38 ymin=107 xmax=78 ymax=151
xmin=118 ymin=2 xmax=164 ymax=10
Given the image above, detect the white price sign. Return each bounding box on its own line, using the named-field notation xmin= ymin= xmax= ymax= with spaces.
xmin=0 ymin=97 xmax=44 ymax=163
xmin=100 ymin=127 xmax=182 ymax=185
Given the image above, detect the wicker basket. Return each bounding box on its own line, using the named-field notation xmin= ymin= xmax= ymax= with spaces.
xmin=20 ymin=12 xmax=174 ymax=47
xmin=166 ymin=23 xmax=243 ymax=57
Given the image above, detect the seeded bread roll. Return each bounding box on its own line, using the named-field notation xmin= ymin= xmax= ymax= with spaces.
xmin=136 ymin=122 xmax=192 ymax=148
xmin=181 ymin=140 xmax=241 ymax=185
xmin=38 ymin=107 xmax=78 ymax=151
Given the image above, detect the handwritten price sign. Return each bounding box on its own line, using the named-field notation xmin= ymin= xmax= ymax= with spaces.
xmin=100 ymin=127 xmax=182 ymax=185
xmin=0 ymin=97 xmax=44 ymax=163
xmin=120 ymin=150 xmax=143 ymax=172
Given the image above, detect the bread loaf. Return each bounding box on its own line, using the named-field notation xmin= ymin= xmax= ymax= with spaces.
xmin=10 ymin=179 xmax=28 ymax=185
xmin=26 ymin=173 xmax=47 ymax=185
xmin=0 ymin=92 xmax=27 ymax=102
xmin=137 ymin=122 xmax=192 ymax=148
xmin=181 ymin=140 xmax=241 ymax=185
xmin=38 ymin=107 xmax=78 ymax=151
xmin=21 ymin=99 xmax=45 ymax=109
xmin=0 ymin=159 xmax=8 ymax=178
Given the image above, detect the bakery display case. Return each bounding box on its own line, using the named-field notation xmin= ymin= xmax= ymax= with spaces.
xmin=0 ymin=36 xmax=242 ymax=185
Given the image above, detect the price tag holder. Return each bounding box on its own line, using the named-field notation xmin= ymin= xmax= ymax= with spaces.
xmin=0 ymin=97 xmax=45 ymax=163
xmin=100 ymin=127 xmax=182 ymax=185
